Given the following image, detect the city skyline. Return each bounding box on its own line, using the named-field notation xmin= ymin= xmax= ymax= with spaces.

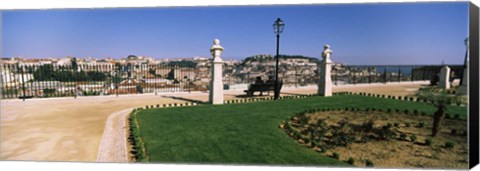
xmin=2 ymin=2 xmax=469 ymax=65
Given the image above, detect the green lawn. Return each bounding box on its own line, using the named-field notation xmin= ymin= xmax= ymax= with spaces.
xmin=133 ymin=95 xmax=466 ymax=165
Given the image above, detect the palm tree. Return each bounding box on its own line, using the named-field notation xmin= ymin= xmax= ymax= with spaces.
xmin=417 ymin=88 xmax=461 ymax=136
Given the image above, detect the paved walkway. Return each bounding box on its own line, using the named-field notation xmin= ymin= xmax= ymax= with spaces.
xmin=0 ymin=81 xmax=430 ymax=162
xmin=96 ymin=108 xmax=132 ymax=162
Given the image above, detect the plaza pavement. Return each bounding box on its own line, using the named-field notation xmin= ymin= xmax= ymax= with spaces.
xmin=0 ymin=81 xmax=431 ymax=162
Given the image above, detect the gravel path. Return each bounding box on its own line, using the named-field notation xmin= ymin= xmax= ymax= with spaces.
xmin=96 ymin=108 xmax=133 ymax=162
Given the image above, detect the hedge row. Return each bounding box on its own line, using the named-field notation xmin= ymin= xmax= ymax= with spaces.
xmin=128 ymin=109 xmax=149 ymax=162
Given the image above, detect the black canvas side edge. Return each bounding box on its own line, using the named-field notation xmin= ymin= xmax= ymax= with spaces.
xmin=469 ymin=1 xmax=479 ymax=169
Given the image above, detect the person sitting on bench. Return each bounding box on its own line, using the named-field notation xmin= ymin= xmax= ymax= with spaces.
xmin=255 ymin=76 xmax=265 ymax=96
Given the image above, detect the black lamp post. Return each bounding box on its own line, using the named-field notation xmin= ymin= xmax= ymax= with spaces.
xmin=273 ymin=18 xmax=285 ymax=100
xmin=460 ymin=37 xmax=468 ymax=85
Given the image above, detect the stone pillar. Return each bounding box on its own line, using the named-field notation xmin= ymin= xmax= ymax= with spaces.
xmin=318 ymin=45 xmax=333 ymax=97
xmin=209 ymin=39 xmax=224 ymax=105
xmin=439 ymin=65 xmax=451 ymax=89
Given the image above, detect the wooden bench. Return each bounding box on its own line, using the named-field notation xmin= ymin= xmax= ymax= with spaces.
xmin=244 ymin=82 xmax=283 ymax=96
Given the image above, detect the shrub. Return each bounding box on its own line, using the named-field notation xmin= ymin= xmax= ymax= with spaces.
xmin=451 ymin=129 xmax=457 ymax=134
xmin=420 ymin=111 xmax=427 ymax=116
xmin=425 ymin=138 xmax=433 ymax=146
xmin=387 ymin=109 xmax=392 ymax=113
xmin=332 ymin=152 xmax=340 ymax=159
xmin=294 ymin=132 xmax=302 ymax=140
xmin=303 ymin=137 xmax=310 ymax=144
xmin=445 ymin=114 xmax=452 ymax=119
xmin=404 ymin=109 xmax=409 ymax=114
xmin=399 ymin=133 xmax=407 ymax=140
xmin=417 ymin=121 xmax=425 ymax=128
xmin=395 ymin=109 xmax=400 ymax=113
xmin=361 ymin=135 xmax=370 ymax=143
xmin=345 ymin=107 xmax=349 ymax=111
xmin=445 ymin=141 xmax=455 ymax=148
xmin=454 ymin=114 xmax=460 ymax=120
xmin=405 ymin=122 xmax=411 ymax=127
xmin=386 ymin=123 xmax=393 ymax=129
xmin=365 ymin=159 xmax=374 ymax=167
xmin=410 ymin=135 xmax=417 ymax=142
xmin=371 ymin=107 xmax=376 ymax=111
xmin=377 ymin=125 xmax=397 ymax=140
xmin=394 ymin=122 xmax=400 ymax=127
xmin=319 ymin=146 xmax=328 ymax=153
xmin=362 ymin=120 xmax=375 ymax=132
xmin=413 ymin=109 xmax=419 ymax=115
xmin=346 ymin=157 xmax=355 ymax=165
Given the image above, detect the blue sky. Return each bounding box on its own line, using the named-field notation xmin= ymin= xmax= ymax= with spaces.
xmin=2 ymin=2 xmax=468 ymax=64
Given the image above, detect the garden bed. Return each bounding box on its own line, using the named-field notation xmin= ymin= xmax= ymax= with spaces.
xmin=281 ymin=109 xmax=468 ymax=169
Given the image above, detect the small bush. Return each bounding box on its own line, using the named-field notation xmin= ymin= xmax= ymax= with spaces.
xmin=303 ymin=137 xmax=310 ymax=144
xmin=445 ymin=141 xmax=455 ymax=148
xmin=451 ymin=129 xmax=457 ymax=134
xmin=403 ymin=109 xmax=409 ymax=114
xmin=454 ymin=114 xmax=460 ymax=120
xmin=417 ymin=121 xmax=425 ymax=128
xmin=410 ymin=135 xmax=417 ymax=142
xmin=386 ymin=123 xmax=393 ymax=129
xmin=399 ymin=133 xmax=407 ymax=140
xmin=346 ymin=157 xmax=355 ymax=165
xmin=387 ymin=109 xmax=392 ymax=113
xmin=445 ymin=114 xmax=452 ymax=119
xmin=332 ymin=152 xmax=340 ymax=159
xmin=320 ymin=146 xmax=328 ymax=153
xmin=413 ymin=109 xmax=419 ymax=115
xmin=365 ymin=159 xmax=374 ymax=167
xmin=405 ymin=122 xmax=411 ymax=127
xmin=420 ymin=111 xmax=427 ymax=116
xmin=395 ymin=109 xmax=400 ymax=113
xmin=425 ymin=138 xmax=433 ymax=146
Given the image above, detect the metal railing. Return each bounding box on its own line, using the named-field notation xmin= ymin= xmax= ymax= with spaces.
xmin=0 ymin=63 xmax=209 ymax=99
xmin=1 ymin=62 xmax=464 ymax=100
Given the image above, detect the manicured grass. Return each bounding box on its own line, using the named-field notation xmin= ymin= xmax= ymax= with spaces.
xmin=134 ymin=95 xmax=466 ymax=165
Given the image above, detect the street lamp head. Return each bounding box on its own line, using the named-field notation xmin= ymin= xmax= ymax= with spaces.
xmin=273 ymin=18 xmax=285 ymax=34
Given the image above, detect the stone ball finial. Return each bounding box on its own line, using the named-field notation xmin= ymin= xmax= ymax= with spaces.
xmin=322 ymin=44 xmax=333 ymax=60
xmin=214 ymin=39 xmax=220 ymax=45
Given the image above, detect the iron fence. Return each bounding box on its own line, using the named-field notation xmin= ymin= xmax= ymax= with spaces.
xmin=0 ymin=63 xmax=209 ymax=100
xmin=0 ymin=62 xmax=464 ymax=100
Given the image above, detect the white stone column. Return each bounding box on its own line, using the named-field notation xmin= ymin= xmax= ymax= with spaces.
xmin=209 ymin=39 xmax=224 ymax=105
xmin=318 ymin=45 xmax=333 ymax=97
xmin=439 ymin=65 xmax=451 ymax=89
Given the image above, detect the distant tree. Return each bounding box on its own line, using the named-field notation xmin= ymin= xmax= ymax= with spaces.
xmin=71 ymin=57 xmax=78 ymax=71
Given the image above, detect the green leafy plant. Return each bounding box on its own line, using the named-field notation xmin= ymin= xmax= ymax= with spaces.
xmin=346 ymin=157 xmax=355 ymax=165
xmin=332 ymin=152 xmax=340 ymax=159
xmin=425 ymin=138 xmax=433 ymax=146
xmin=417 ymin=121 xmax=425 ymax=128
xmin=405 ymin=122 xmax=411 ymax=127
xmin=365 ymin=159 xmax=374 ymax=167
xmin=410 ymin=135 xmax=417 ymax=143
xmin=445 ymin=141 xmax=455 ymax=148
xmin=454 ymin=114 xmax=460 ymax=120
xmin=399 ymin=133 xmax=407 ymax=140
